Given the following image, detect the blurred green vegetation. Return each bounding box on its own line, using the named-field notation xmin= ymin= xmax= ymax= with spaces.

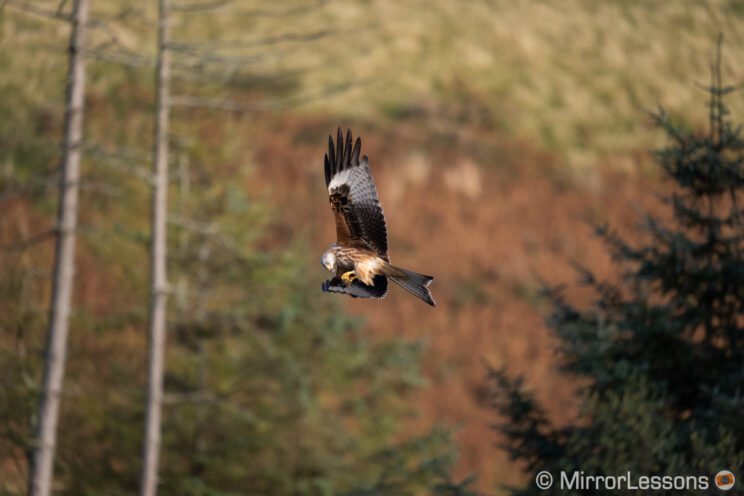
xmin=2 ymin=1 xmax=744 ymax=494
xmin=489 ymin=58 xmax=744 ymax=495
xmin=0 ymin=2 xmax=479 ymax=494
xmin=1 ymin=238 xmax=462 ymax=495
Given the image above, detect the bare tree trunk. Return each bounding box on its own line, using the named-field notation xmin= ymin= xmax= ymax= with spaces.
xmin=140 ymin=0 xmax=171 ymax=494
xmin=28 ymin=1 xmax=89 ymax=495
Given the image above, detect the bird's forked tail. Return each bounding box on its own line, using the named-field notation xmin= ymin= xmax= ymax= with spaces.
xmin=385 ymin=264 xmax=436 ymax=306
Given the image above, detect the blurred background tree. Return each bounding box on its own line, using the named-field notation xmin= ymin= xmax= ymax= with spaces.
xmin=489 ymin=50 xmax=744 ymax=495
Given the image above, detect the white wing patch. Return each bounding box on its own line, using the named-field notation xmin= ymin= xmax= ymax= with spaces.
xmin=328 ymin=168 xmax=352 ymax=192
xmin=329 ymin=164 xmax=379 ymax=205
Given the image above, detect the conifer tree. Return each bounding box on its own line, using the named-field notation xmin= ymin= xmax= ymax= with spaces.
xmin=140 ymin=0 xmax=171 ymax=494
xmin=489 ymin=46 xmax=744 ymax=495
xmin=29 ymin=1 xmax=89 ymax=494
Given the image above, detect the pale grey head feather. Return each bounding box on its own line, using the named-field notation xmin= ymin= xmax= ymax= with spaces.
xmin=321 ymin=245 xmax=337 ymax=271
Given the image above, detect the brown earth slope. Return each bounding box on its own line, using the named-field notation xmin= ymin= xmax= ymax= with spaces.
xmin=1 ymin=107 xmax=660 ymax=493
xmin=248 ymin=113 xmax=660 ymax=492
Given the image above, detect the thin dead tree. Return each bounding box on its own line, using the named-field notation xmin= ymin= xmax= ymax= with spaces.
xmin=28 ymin=0 xmax=90 ymax=495
xmin=140 ymin=0 xmax=171 ymax=494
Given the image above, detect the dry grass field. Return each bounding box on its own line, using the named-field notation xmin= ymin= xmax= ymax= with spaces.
xmin=5 ymin=0 xmax=744 ymax=162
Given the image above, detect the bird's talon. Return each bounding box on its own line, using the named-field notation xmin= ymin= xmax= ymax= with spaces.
xmin=341 ymin=271 xmax=357 ymax=285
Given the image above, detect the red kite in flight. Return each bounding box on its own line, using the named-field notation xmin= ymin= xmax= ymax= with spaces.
xmin=320 ymin=128 xmax=436 ymax=306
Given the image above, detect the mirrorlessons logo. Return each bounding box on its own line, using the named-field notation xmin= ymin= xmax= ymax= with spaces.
xmin=534 ymin=470 xmax=737 ymax=491
xmin=715 ymin=470 xmax=735 ymax=491
xmin=560 ymin=471 xmax=709 ymax=491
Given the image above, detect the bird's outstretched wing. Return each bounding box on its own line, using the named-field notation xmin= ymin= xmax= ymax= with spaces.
xmin=321 ymin=275 xmax=388 ymax=299
xmin=324 ymin=128 xmax=389 ymax=260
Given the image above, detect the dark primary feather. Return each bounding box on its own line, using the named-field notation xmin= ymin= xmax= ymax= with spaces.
xmin=321 ymin=275 xmax=388 ymax=299
xmin=327 ymin=135 xmax=335 ymax=176
xmin=337 ymin=128 xmax=344 ymax=172
xmin=324 ymin=128 xmax=389 ymax=259
xmin=324 ymin=154 xmax=331 ymax=186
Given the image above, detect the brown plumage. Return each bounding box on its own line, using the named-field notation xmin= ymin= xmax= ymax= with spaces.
xmin=320 ymin=128 xmax=436 ymax=306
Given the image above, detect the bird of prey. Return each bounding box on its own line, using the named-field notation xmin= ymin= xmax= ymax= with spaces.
xmin=320 ymin=128 xmax=436 ymax=306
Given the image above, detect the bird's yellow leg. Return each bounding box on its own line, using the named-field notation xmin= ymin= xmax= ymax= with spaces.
xmin=341 ymin=271 xmax=357 ymax=285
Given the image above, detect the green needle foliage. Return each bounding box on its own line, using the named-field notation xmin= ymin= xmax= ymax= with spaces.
xmin=0 ymin=176 xmax=459 ymax=495
xmin=489 ymin=50 xmax=744 ymax=496
xmin=0 ymin=37 xmax=464 ymax=496
xmin=0 ymin=153 xmax=462 ymax=495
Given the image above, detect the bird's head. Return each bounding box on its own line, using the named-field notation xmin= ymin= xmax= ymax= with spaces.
xmin=321 ymin=246 xmax=336 ymax=272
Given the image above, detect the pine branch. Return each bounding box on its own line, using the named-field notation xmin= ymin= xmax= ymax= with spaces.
xmin=2 ymin=0 xmax=71 ymax=22
xmin=1 ymin=229 xmax=56 ymax=252
xmin=84 ymin=144 xmax=154 ymax=184
xmin=168 ymin=28 xmax=336 ymax=51
xmin=171 ymin=0 xmax=327 ymax=16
